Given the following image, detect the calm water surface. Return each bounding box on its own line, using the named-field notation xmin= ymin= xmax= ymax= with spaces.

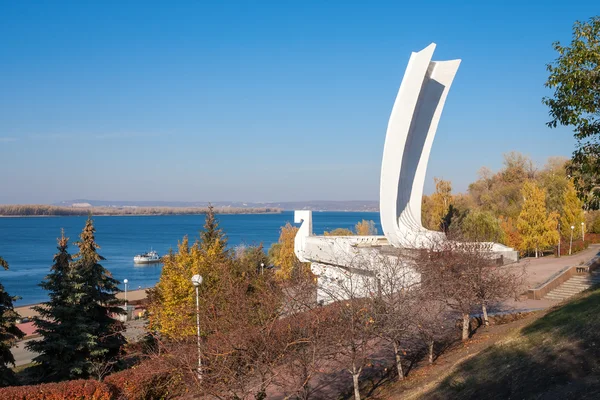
xmin=0 ymin=211 xmax=381 ymax=305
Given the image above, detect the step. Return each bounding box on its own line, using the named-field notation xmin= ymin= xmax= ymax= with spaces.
xmin=552 ymin=287 xmax=586 ymax=294
xmin=547 ymin=289 xmax=583 ymax=296
xmin=559 ymin=283 xmax=591 ymax=290
xmin=546 ymin=290 xmax=577 ymax=296
xmin=545 ymin=294 xmax=569 ymax=301
xmin=545 ymin=291 xmax=573 ymax=298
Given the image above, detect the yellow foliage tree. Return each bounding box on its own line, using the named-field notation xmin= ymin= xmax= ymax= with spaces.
xmin=323 ymin=228 xmax=354 ymax=236
xmin=517 ymin=181 xmax=558 ymax=257
xmin=147 ymin=237 xmax=199 ymax=338
xmin=148 ymin=205 xmax=231 ymax=339
xmin=560 ymin=180 xmax=585 ymax=239
xmin=354 ymin=220 xmax=378 ymax=236
xmin=269 ymin=222 xmax=310 ymax=281
xmin=423 ymin=178 xmax=452 ymax=231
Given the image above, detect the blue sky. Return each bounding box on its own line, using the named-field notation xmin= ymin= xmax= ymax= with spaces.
xmin=0 ymin=1 xmax=597 ymax=204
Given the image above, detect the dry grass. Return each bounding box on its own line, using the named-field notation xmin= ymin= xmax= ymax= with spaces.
xmin=411 ymin=285 xmax=600 ymax=399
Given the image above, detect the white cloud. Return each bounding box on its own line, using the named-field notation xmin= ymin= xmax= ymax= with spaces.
xmin=0 ymin=137 xmax=17 ymax=143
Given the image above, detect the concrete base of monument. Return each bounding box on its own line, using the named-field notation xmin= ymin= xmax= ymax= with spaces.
xmin=294 ymin=211 xmax=519 ymax=304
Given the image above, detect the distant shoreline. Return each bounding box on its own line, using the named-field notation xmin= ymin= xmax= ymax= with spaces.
xmin=0 ymin=205 xmax=283 ymax=217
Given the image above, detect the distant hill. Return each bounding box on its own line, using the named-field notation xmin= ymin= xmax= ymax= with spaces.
xmin=56 ymin=200 xmax=380 ymax=212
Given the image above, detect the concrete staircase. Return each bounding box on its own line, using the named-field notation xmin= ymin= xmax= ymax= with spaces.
xmin=544 ymin=272 xmax=600 ymax=301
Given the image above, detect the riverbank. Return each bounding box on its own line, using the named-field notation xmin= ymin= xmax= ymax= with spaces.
xmin=0 ymin=205 xmax=283 ymax=217
xmin=15 ymin=288 xmax=149 ymax=319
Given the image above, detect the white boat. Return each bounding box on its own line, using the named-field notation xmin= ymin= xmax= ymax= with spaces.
xmin=133 ymin=250 xmax=161 ymax=264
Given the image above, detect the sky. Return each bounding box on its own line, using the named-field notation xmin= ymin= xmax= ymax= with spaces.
xmin=0 ymin=1 xmax=598 ymax=204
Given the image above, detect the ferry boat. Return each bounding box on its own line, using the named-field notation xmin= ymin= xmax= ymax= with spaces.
xmin=133 ymin=250 xmax=161 ymax=264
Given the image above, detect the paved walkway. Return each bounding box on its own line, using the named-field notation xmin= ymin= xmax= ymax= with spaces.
xmin=15 ymin=288 xmax=149 ymax=319
xmin=508 ymin=244 xmax=600 ymax=289
xmin=495 ymin=244 xmax=600 ymax=313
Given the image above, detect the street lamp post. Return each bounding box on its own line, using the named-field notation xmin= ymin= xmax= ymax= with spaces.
xmin=260 ymin=262 xmax=264 ymax=275
xmin=191 ymin=274 xmax=203 ymax=380
xmin=123 ymin=279 xmax=128 ymax=308
xmin=582 ymin=221 xmax=585 ymax=241
xmin=569 ymin=226 xmax=575 ymax=255
xmin=558 ymin=223 xmax=561 ymax=257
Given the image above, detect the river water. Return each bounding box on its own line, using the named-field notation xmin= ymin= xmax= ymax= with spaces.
xmin=0 ymin=211 xmax=381 ymax=305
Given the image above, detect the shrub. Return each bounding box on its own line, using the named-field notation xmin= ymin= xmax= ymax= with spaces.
xmin=0 ymin=379 xmax=112 ymax=400
xmin=554 ymin=239 xmax=590 ymax=256
xmin=585 ymin=233 xmax=600 ymax=244
xmin=104 ymin=357 xmax=183 ymax=400
xmin=585 ymin=210 xmax=600 ymax=234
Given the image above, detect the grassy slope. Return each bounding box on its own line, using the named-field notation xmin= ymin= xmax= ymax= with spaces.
xmin=421 ymin=287 xmax=600 ymax=399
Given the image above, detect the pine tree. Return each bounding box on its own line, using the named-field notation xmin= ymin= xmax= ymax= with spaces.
xmin=560 ymin=180 xmax=585 ymax=239
xmin=517 ymin=181 xmax=555 ymax=257
xmin=0 ymin=256 xmax=24 ymax=387
xmin=70 ymin=217 xmax=125 ymax=375
xmin=200 ymin=204 xmax=227 ymax=255
xmin=27 ymin=230 xmax=87 ymax=381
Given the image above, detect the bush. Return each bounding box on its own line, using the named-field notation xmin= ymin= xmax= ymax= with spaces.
xmin=0 ymin=380 xmax=112 ymax=400
xmin=586 ymin=233 xmax=600 ymax=244
xmin=104 ymin=357 xmax=183 ymax=400
xmin=586 ymin=211 xmax=600 ymax=234
xmin=554 ymin=239 xmax=590 ymax=256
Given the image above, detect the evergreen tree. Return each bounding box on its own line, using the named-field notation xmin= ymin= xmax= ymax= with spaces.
xmin=0 ymin=256 xmax=24 ymax=387
xmin=29 ymin=219 xmax=125 ymax=380
xmin=561 ymin=180 xmax=585 ymax=239
xmin=27 ymin=230 xmax=86 ymax=381
xmin=200 ymin=204 xmax=227 ymax=255
xmin=71 ymin=217 xmax=125 ymax=374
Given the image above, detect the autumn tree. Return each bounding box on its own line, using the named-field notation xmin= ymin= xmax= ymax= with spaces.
xmin=517 ymin=181 xmax=558 ymax=257
xmin=148 ymin=206 xmax=232 ymax=339
xmin=423 ymin=178 xmax=452 ymax=230
xmin=543 ymin=17 xmax=600 ymax=208
xmin=0 ymin=256 xmax=24 ymax=387
xmin=537 ymin=157 xmax=571 ymax=213
xmin=499 ymin=216 xmax=522 ymax=250
xmin=147 ymin=238 xmax=198 ymax=338
xmin=323 ymin=228 xmax=354 ymax=236
xmin=269 ymin=222 xmax=309 ymax=281
xmin=561 ymin=180 xmax=585 ymax=239
xmin=354 ymin=220 xmax=378 ymax=236
xmin=468 ymin=153 xmax=535 ymax=219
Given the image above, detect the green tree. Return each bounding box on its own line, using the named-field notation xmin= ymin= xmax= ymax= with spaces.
xmin=200 ymin=204 xmax=227 ymax=256
xmin=33 ymin=217 xmax=126 ymax=379
xmin=517 ymin=182 xmax=558 ymax=257
xmin=543 ymin=16 xmax=600 ymax=208
xmin=0 ymin=256 xmax=24 ymax=387
xmin=459 ymin=210 xmax=505 ymax=243
xmin=27 ymin=231 xmax=82 ymax=381
xmin=561 ymin=180 xmax=585 ymax=239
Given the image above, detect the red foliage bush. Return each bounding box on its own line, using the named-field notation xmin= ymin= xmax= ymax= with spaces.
xmin=0 ymin=379 xmax=112 ymax=400
xmin=585 ymin=233 xmax=600 ymax=244
xmin=104 ymin=357 xmax=184 ymax=400
xmin=554 ymin=239 xmax=590 ymax=256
